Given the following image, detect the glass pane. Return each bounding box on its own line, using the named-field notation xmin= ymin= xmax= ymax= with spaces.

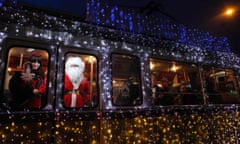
xmin=150 ymin=58 xmax=203 ymax=105
xmin=204 ymin=67 xmax=240 ymax=104
xmin=112 ymin=54 xmax=142 ymax=106
xmin=4 ymin=47 xmax=49 ymax=109
xmin=63 ymin=54 xmax=98 ymax=108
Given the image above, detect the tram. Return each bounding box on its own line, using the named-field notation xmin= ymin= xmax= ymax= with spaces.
xmin=0 ymin=0 xmax=240 ymax=143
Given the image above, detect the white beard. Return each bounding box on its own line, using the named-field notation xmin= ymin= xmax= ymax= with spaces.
xmin=65 ymin=57 xmax=85 ymax=89
xmin=66 ymin=67 xmax=82 ymax=107
xmin=66 ymin=67 xmax=83 ymax=89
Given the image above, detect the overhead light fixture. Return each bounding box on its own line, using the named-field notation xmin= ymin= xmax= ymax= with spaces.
xmin=150 ymin=62 xmax=154 ymax=70
xmin=171 ymin=62 xmax=177 ymax=72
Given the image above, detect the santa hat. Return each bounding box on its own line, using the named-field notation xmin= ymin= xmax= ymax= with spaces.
xmin=30 ymin=51 xmax=42 ymax=62
xmin=65 ymin=56 xmax=85 ymax=73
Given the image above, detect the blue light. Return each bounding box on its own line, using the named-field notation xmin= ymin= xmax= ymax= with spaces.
xmin=86 ymin=0 xmax=231 ymax=53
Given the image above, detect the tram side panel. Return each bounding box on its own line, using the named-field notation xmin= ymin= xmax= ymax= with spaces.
xmin=0 ymin=37 xmax=240 ymax=144
xmin=54 ymin=45 xmax=101 ymax=144
xmin=0 ymin=38 xmax=57 ymax=143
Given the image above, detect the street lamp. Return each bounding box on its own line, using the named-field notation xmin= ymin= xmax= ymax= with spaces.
xmin=222 ymin=6 xmax=238 ymax=18
xmin=224 ymin=7 xmax=236 ymax=17
xmin=224 ymin=7 xmax=235 ymax=16
xmin=210 ymin=4 xmax=239 ymax=23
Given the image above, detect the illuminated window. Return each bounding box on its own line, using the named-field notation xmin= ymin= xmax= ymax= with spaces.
xmin=112 ymin=54 xmax=142 ymax=106
xmin=150 ymin=58 xmax=203 ymax=105
xmin=3 ymin=47 xmax=49 ymax=109
xmin=204 ymin=67 xmax=240 ymax=104
xmin=63 ymin=53 xmax=98 ymax=108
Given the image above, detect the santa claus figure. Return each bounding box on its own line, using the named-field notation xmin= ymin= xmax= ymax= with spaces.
xmin=64 ymin=56 xmax=91 ymax=108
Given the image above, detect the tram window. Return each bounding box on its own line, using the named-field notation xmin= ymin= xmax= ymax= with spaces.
xmin=3 ymin=47 xmax=49 ymax=109
xmin=63 ymin=53 xmax=98 ymax=108
xmin=150 ymin=58 xmax=203 ymax=105
xmin=204 ymin=67 xmax=240 ymax=104
xmin=111 ymin=54 xmax=142 ymax=106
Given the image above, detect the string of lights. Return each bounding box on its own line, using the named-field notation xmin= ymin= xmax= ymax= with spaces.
xmin=0 ymin=0 xmax=239 ymax=143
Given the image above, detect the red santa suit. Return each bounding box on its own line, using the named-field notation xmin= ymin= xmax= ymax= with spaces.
xmin=63 ymin=56 xmax=91 ymax=108
xmin=64 ymin=75 xmax=90 ymax=107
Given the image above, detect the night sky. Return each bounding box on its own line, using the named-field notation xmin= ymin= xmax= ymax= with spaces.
xmin=17 ymin=0 xmax=240 ymax=54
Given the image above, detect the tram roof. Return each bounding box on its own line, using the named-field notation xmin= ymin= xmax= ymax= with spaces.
xmin=0 ymin=0 xmax=232 ymax=53
xmin=0 ymin=0 xmax=239 ymax=67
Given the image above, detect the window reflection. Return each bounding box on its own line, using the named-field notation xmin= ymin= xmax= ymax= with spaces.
xmin=150 ymin=58 xmax=203 ymax=105
xmin=3 ymin=47 xmax=49 ymax=109
xmin=204 ymin=67 xmax=240 ymax=104
xmin=112 ymin=54 xmax=142 ymax=106
xmin=63 ymin=54 xmax=97 ymax=108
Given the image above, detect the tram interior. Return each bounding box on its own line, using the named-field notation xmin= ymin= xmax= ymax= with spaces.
xmin=204 ymin=68 xmax=240 ymax=104
xmin=2 ymin=47 xmax=240 ymax=109
xmin=3 ymin=47 xmax=98 ymax=109
xmin=150 ymin=58 xmax=203 ymax=105
xmin=112 ymin=54 xmax=142 ymax=106
xmin=150 ymin=58 xmax=240 ymax=105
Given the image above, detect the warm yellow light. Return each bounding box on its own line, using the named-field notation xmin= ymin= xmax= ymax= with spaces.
xmin=88 ymin=56 xmax=96 ymax=63
xmin=107 ymin=128 xmax=112 ymax=134
xmin=91 ymin=140 xmax=98 ymax=144
xmin=210 ymin=5 xmax=238 ymax=22
xmin=150 ymin=62 xmax=154 ymax=70
xmin=225 ymin=8 xmax=235 ymax=16
xmin=171 ymin=62 xmax=177 ymax=72
xmin=2 ymin=134 xmax=6 ymax=139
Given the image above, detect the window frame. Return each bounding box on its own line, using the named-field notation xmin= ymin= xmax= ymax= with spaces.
xmin=149 ymin=57 xmax=204 ymax=106
xmin=56 ymin=45 xmax=100 ymax=110
xmin=0 ymin=38 xmax=56 ymax=111
xmin=111 ymin=53 xmax=143 ymax=106
xmin=203 ymin=66 xmax=240 ymax=104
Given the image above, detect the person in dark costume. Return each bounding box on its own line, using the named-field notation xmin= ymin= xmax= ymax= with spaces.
xmin=9 ymin=52 xmax=46 ymax=109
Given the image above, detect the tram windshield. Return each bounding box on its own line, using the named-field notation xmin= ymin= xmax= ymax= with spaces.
xmin=150 ymin=58 xmax=203 ymax=105
xmin=3 ymin=47 xmax=49 ymax=109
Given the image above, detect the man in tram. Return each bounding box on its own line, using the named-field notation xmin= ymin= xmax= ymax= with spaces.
xmin=152 ymin=76 xmax=175 ymax=105
xmin=63 ymin=56 xmax=91 ymax=108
